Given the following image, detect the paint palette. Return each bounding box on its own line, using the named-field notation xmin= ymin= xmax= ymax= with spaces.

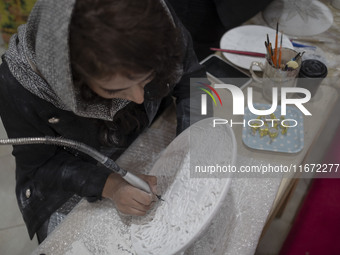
xmin=242 ymin=103 xmax=304 ymax=153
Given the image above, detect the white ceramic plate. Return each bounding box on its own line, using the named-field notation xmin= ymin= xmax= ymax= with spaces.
xmin=219 ymin=25 xmax=293 ymax=71
xmin=263 ymin=0 xmax=333 ymax=37
xmin=131 ymin=118 xmax=236 ymax=255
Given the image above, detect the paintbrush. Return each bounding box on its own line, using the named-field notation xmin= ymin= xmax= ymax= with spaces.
xmin=274 ymin=22 xmax=279 ymax=68
xmin=210 ymin=48 xmax=266 ymax=58
xmin=290 ymin=36 xmax=334 ymax=44
xmin=284 ymin=51 xmax=305 ymax=70
xmin=269 ymin=42 xmax=274 ymax=65
xmin=265 ymin=41 xmax=273 ymax=65
xmin=267 ymin=34 xmax=270 ymax=44
xmin=278 ymin=32 xmax=283 ymax=68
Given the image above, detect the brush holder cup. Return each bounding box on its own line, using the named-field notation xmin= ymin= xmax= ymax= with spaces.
xmin=250 ymin=48 xmax=301 ymax=103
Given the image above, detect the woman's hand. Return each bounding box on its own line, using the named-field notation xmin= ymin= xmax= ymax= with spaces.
xmin=102 ymin=173 xmax=157 ymax=216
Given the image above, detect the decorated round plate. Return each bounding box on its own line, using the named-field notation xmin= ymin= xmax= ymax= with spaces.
xmin=263 ymin=0 xmax=333 ymax=37
xmin=220 ymin=25 xmax=293 ymax=71
xmin=131 ymin=118 xmax=236 ymax=255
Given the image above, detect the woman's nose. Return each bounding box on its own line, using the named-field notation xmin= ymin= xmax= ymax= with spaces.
xmin=129 ymin=84 xmax=145 ymax=104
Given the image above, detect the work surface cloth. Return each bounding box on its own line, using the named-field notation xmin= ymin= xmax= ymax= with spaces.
xmin=33 ymin=111 xmax=281 ymax=255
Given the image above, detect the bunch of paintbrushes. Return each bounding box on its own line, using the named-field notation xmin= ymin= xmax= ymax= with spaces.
xmin=265 ymin=23 xmax=304 ymax=71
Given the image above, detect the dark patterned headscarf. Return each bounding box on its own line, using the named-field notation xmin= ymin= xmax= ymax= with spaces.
xmin=4 ymin=0 xmax=175 ymax=121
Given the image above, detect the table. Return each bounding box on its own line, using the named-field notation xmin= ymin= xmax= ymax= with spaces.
xmin=32 ymin=104 xmax=285 ymax=255
xmin=33 ymin=80 xmax=338 ymax=255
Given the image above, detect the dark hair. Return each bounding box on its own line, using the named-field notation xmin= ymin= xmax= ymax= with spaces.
xmin=69 ymin=0 xmax=183 ymax=146
xmin=70 ymin=0 xmax=183 ymax=99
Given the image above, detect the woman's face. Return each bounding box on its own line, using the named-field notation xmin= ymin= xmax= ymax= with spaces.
xmin=88 ymin=71 xmax=154 ymax=104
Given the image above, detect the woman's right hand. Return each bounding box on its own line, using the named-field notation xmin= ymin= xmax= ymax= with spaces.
xmin=102 ymin=173 xmax=157 ymax=216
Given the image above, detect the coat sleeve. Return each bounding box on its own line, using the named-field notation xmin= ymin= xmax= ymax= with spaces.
xmin=0 ymin=98 xmax=112 ymax=200
xmin=0 ymin=63 xmax=112 ymax=201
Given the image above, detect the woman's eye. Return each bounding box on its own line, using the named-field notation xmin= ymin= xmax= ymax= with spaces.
xmin=141 ymin=73 xmax=155 ymax=84
xmin=105 ymin=90 xmax=117 ymax=95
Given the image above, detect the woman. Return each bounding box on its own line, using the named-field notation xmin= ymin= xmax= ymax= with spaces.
xmin=0 ymin=0 xmax=206 ymax=243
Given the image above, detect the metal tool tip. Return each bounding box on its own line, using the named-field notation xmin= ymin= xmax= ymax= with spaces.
xmin=156 ymin=194 xmax=165 ymax=201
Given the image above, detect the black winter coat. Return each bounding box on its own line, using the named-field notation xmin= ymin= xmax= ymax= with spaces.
xmin=0 ymin=52 xmax=206 ymax=239
xmin=0 ymin=0 xmax=210 ymax=234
